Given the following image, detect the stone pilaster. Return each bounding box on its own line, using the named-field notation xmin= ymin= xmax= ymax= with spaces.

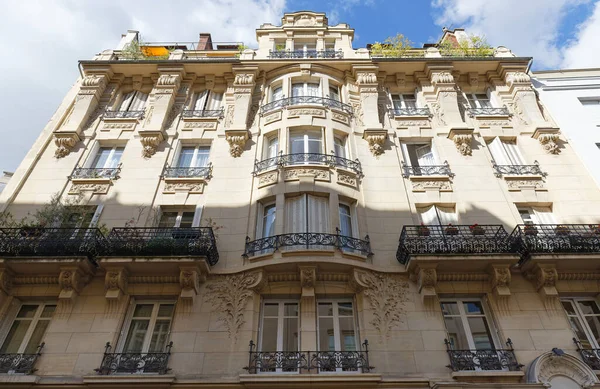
xmin=224 ymin=66 xmax=258 ymax=157
xmin=500 ymin=64 xmax=545 ymax=126
xmin=299 ymin=267 xmax=317 ymax=351
xmin=426 ymin=65 xmax=462 ymax=127
xmin=104 ymin=267 xmax=128 ymax=301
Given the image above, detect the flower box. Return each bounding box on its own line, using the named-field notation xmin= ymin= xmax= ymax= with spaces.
xmin=523 ymin=225 xmax=538 ymax=236
xmin=555 ymin=225 xmax=570 ymax=236
xmin=417 ymin=225 xmax=430 ymax=237
xmin=445 ymin=225 xmax=459 ymax=235
xmin=469 ymin=224 xmax=485 ymax=236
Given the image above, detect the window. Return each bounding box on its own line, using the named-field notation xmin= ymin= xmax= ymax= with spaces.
xmin=264 ymin=136 xmax=279 ymax=159
xmin=259 ymin=301 xmax=299 ymax=372
xmin=467 ymin=93 xmax=492 ymax=109
xmin=392 ymin=94 xmax=418 ymax=110
xmin=338 ymin=204 xmax=356 ymax=237
xmin=329 ymin=86 xmax=340 ymax=102
xmin=418 ymin=205 xmax=457 ymax=225
xmin=158 ymin=209 xmax=199 ymax=228
xmin=286 ymin=194 xmax=329 ymax=234
xmin=91 ymin=146 xmax=124 ymax=169
xmin=0 ymin=304 xmax=56 ymax=355
xmin=257 ymin=203 xmax=276 ymax=239
xmin=334 ymin=137 xmax=347 ymax=159
xmin=294 ymin=41 xmax=317 ymax=57
xmin=272 ymin=86 xmax=283 ymax=102
xmin=291 ymin=82 xmax=320 ymax=97
xmin=317 ymin=300 xmax=358 ymax=371
xmin=289 ymin=129 xmax=323 ymax=155
xmin=176 ymin=145 xmax=210 ymax=167
xmin=118 ymin=91 xmax=148 ymax=112
xmin=441 ymin=299 xmax=496 ymax=351
xmin=191 ymin=90 xmax=223 ymax=111
xmin=401 ymin=143 xmax=436 ymax=167
xmin=62 ymin=205 xmax=103 ymax=229
xmin=487 ymin=138 xmax=524 ymax=166
xmin=120 ymin=302 xmax=175 ymax=354
xmin=517 ymin=206 xmax=556 ymax=225
xmin=562 ymin=298 xmax=600 ymax=349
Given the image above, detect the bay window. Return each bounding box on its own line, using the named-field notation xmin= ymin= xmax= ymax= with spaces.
xmin=292 ymin=82 xmax=320 ymax=97
xmin=286 ymin=194 xmax=329 ymax=234
xmin=272 ymin=86 xmax=283 ymax=102
xmin=289 ymin=129 xmax=323 ymax=155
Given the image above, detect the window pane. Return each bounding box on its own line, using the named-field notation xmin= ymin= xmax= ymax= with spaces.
xmin=158 ymin=304 xmax=175 ymax=318
xmin=107 ymin=148 xmax=124 ymax=168
xmin=329 ymin=86 xmax=340 ymax=101
xmin=272 ymin=87 xmax=283 ymax=101
xmin=338 ymin=302 xmax=354 ymax=317
xmin=318 ymin=317 xmax=335 ymax=351
xmin=262 ymin=205 xmax=276 ymax=238
xmin=578 ymin=301 xmax=600 ymax=315
xmin=25 ymin=320 xmax=50 ymax=354
xmin=334 ymin=138 xmax=346 ymax=158
xmin=261 ymin=317 xmax=278 ymax=350
xmin=403 ymin=94 xmax=417 ymax=108
xmin=339 ymin=317 xmax=356 ymax=351
xmin=40 ymin=305 xmax=56 ymax=318
xmin=195 ymin=147 xmax=210 ymax=167
xmin=443 ymin=316 xmax=469 ymax=349
xmin=307 ymin=137 xmax=322 ymax=154
xmin=0 ymin=321 xmax=31 ymax=353
xmin=441 ymin=302 xmax=460 ymax=316
xmin=569 ymin=316 xmax=592 ymax=348
xmin=133 ymin=304 xmax=154 ymax=318
xmin=318 ymin=303 xmax=333 ymax=317
xmin=290 ymin=134 xmax=304 ymax=154
xmin=149 ymin=319 xmax=171 ymax=352
xmin=463 ymin=301 xmax=485 ymax=315
xmin=292 ymin=84 xmax=304 ymax=97
xmin=307 ymin=83 xmax=320 ymax=97
xmin=339 ymin=205 xmax=352 ymax=237
xmin=284 ymin=303 xmax=298 ymax=317
xmin=562 ymin=300 xmax=577 ymax=315
xmin=92 ymin=148 xmax=112 ymax=168
xmin=123 ymin=319 xmax=149 ymax=352
xmin=178 ymin=147 xmax=195 ymax=167
xmin=158 ymin=212 xmax=178 ymax=228
xmin=180 ymin=212 xmax=195 ymax=228
xmin=283 ymin=318 xmax=298 ymax=351
xmin=263 ymin=303 xmax=279 ymax=317
xmin=586 ymin=316 xmax=600 ymax=346
xmin=467 ymin=317 xmax=494 ymax=349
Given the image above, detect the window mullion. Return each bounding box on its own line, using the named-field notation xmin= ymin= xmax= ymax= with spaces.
xmin=18 ymin=305 xmax=43 ymax=354
xmin=277 ymin=302 xmax=284 ymax=352
xmin=142 ymin=303 xmax=159 ymax=353
xmin=457 ymin=301 xmax=477 ymax=350
xmin=575 ymin=300 xmax=600 ymax=348
xmin=333 ymin=302 xmax=342 ymax=351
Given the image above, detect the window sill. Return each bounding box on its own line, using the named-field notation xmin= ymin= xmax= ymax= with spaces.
xmin=451 ymin=370 xmax=524 ymax=383
xmin=0 ymin=374 xmax=39 ymax=384
xmin=503 ymin=175 xmax=546 ymax=192
xmin=239 ymin=373 xmax=382 ymax=383
xmin=83 ymin=374 xmax=176 ymax=385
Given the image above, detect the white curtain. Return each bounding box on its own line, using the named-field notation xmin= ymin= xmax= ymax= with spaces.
xmin=338 ymin=204 xmax=353 ymax=237
xmin=334 ymin=137 xmax=346 ymax=158
xmin=292 ymin=83 xmax=304 ymax=97
xmin=488 ymin=137 xmax=509 ymax=165
xmin=285 ymin=196 xmax=306 ymax=233
xmin=129 ymin=92 xmax=148 ymax=111
xmin=272 ymin=87 xmax=283 ymax=101
xmin=194 ymin=90 xmax=209 ymax=110
xmin=418 ymin=205 xmax=438 ymax=225
xmin=416 ymin=145 xmax=435 ymax=166
xmin=437 ymin=206 xmax=458 ymax=225
xmin=119 ymin=91 xmax=136 ymax=111
xmin=532 ymin=207 xmax=556 ymax=224
xmin=266 ymin=137 xmax=279 ymax=159
xmin=195 ymin=147 xmax=210 ymax=167
xmin=392 ymin=95 xmax=402 ymax=110
xmin=307 ymin=83 xmax=320 ymax=97
xmin=308 ymin=195 xmax=329 ymax=233
xmin=502 ymin=141 xmax=525 ymax=165
xmin=208 ymin=92 xmax=223 ymax=110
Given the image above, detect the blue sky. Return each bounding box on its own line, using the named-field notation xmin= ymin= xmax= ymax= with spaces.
xmin=0 ymin=0 xmax=598 ymax=171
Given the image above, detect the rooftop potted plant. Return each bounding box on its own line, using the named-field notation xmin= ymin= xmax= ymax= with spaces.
xmin=445 ymin=223 xmax=459 ymax=235
xmin=469 ymin=223 xmax=485 ymax=236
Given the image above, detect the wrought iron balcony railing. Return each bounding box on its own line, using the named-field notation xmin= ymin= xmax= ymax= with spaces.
xmin=245 ymin=340 xmax=372 ymax=374
xmin=0 ymin=343 xmax=44 ymax=374
xmin=260 ymin=96 xmax=353 ymax=115
xmin=95 ymin=342 xmax=172 ymax=375
xmin=104 ymin=110 xmax=145 ymax=119
xmin=492 ymin=161 xmax=545 ymax=177
xmin=402 ymin=161 xmax=453 ymax=177
xmin=467 ymin=107 xmax=510 ymax=117
xmin=108 ymin=227 xmax=219 ymax=265
xmin=70 ymin=164 xmax=122 ymax=180
xmin=0 ymin=228 xmax=108 ymax=259
xmin=268 ymin=49 xmax=343 ymax=59
xmin=445 ymin=339 xmax=522 ymax=372
xmin=243 ymin=231 xmax=372 ymax=258
xmin=162 ymin=163 xmax=212 ymax=179
xmin=512 ymin=224 xmax=600 ymax=258
xmin=396 ymin=225 xmax=514 ymax=265
xmin=574 ymin=338 xmax=600 ymax=370
xmin=390 ymin=107 xmax=431 ymax=117
xmin=181 ymin=109 xmax=224 ymax=118
xmin=253 ymin=153 xmax=362 ymax=176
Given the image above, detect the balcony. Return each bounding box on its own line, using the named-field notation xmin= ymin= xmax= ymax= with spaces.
xmin=245 ymin=340 xmax=372 ymax=374
xmin=268 ymin=49 xmax=343 ymax=59
xmin=445 ymin=339 xmax=522 ymax=372
xmin=512 ymin=224 xmax=600 ymax=257
xmin=466 ymin=107 xmax=510 ymax=117
xmin=103 ymin=110 xmax=145 ymax=119
xmin=95 ymin=342 xmax=172 ymax=375
xmin=574 ymin=338 xmax=600 ymax=370
xmin=390 ymin=107 xmax=431 ymax=117
xmin=396 ymin=225 xmax=514 ymax=265
xmin=0 ymin=228 xmax=108 ymax=259
xmin=0 ymin=343 xmax=44 ymax=374
xmin=243 ymin=231 xmax=372 ymax=258
xmin=253 ymin=153 xmax=362 ymax=176
xmin=492 ymin=161 xmax=545 ymax=177
xmin=162 ymin=164 xmax=212 ymax=179
xmin=260 ymin=96 xmax=353 ymax=116
xmin=70 ymin=165 xmax=121 ymax=180
xmin=181 ymin=109 xmax=224 ymax=118
xmin=402 ymin=161 xmax=453 ymax=178
xmin=107 ymin=227 xmax=219 ymax=265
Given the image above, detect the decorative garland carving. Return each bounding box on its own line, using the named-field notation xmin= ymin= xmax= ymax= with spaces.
xmin=103 ymin=123 xmax=135 ymax=130
xmin=257 ymin=171 xmax=278 ymax=187
xmin=225 ymin=131 xmax=249 ymax=157
xmin=505 ymin=179 xmax=544 ymax=190
xmin=364 ymin=133 xmax=386 ymax=156
xmin=224 ymin=105 xmax=235 ymax=128
xmin=411 ymin=180 xmax=451 ymax=192
xmin=139 ymin=132 xmax=164 ymax=158
xmin=283 ymin=167 xmax=329 ymax=181
xmin=331 ymin=112 xmax=349 ymax=124
xmin=163 ymin=181 xmax=205 ymax=194
xmin=54 ymin=133 xmax=80 ymax=159
xmin=183 ymin=122 xmax=217 ymax=129
xmin=68 ymin=182 xmax=110 ymax=195
xmin=453 ymin=134 xmax=473 ymax=156
xmin=337 ymin=171 xmax=357 ymax=187
xmin=205 ymin=271 xmax=264 ymax=343
xmin=264 ymin=112 xmax=281 ymax=124
xmin=538 ymin=134 xmax=560 ymax=154
xmin=288 ymin=108 xmax=325 ymax=117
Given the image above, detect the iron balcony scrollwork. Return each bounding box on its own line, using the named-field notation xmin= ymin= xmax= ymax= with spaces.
xmin=104 ymin=110 xmax=145 ymax=119
xmin=107 ymin=227 xmax=219 ymax=266
xmin=396 ymin=225 xmax=515 ymax=265
xmin=268 ymin=49 xmax=343 ymax=59
xmin=0 ymin=228 xmax=108 ymax=260
xmin=466 ymin=106 xmax=510 ymax=117
xmin=445 ymin=339 xmax=522 ymax=372
xmin=95 ymin=342 xmax=173 ymax=375
xmin=259 ymin=96 xmax=353 ymax=115
xmin=245 ymin=340 xmax=372 ymax=374
xmin=402 ymin=161 xmax=453 ymax=178
xmin=390 ymin=107 xmax=431 ymax=117
xmin=0 ymin=343 xmax=44 ymax=374
xmin=512 ymin=224 xmax=600 ymax=260
xmin=243 ymin=231 xmax=372 ymax=258
xmin=70 ymin=164 xmax=122 ymax=180
xmin=253 ymin=152 xmax=362 ymax=176
xmin=574 ymin=338 xmax=600 ymax=370
xmin=181 ymin=109 xmax=224 ymax=118
xmin=163 ymin=163 xmax=212 ymax=179
xmin=492 ymin=160 xmax=545 ymax=177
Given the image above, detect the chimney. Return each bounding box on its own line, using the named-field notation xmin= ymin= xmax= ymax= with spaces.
xmin=198 ymin=33 xmax=213 ymax=50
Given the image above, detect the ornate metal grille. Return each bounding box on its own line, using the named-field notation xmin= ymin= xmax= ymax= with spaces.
xmin=107 ymin=227 xmax=219 ymax=266
xmin=390 ymin=107 xmax=431 ymax=117
xmin=253 ymin=153 xmax=362 ymax=176
xmin=259 ymin=96 xmax=353 ymax=115
xmin=268 ymin=49 xmax=343 ymax=59
xmin=492 ymin=161 xmax=545 ymax=177
xmin=0 ymin=228 xmax=108 ymax=259
xmin=445 ymin=339 xmax=522 ymax=372
xmin=512 ymin=224 xmax=600 ymax=259
xmin=243 ymin=232 xmax=372 ymax=258
xmin=245 ymin=340 xmax=372 ymax=374
xmin=402 ymin=161 xmax=453 ymax=177
xmin=70 ymin=165 xmax=122 ymax=180
xmin=574 ymin=338 xmax=600 ymax=370
xmin=181 ymin=109 xmax=224 ymax=118
xmin=0 ymin=343 xmax=44 ymax=374
xmin=95 ymin=342 xmax=173 ymax=375
xmin=162 ymin=164 xmax=212 ymax=179
xmin=466 ymin=107 xmax=510 ymax=117
xmin=104 ymin=110 xmax=145 ymax=119
xmin=396 ymin=225 xmax=514 ymax=265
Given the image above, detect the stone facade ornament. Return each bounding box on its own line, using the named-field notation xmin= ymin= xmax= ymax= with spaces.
xmin=54 ymin=133 xmax=80 ymax=158
xmin=417 ymin=268 xmax=437 ymax=303
xmin=299 ymin=266 xmax=316 ymax=298
xmin=0 ymin=269 xmax=13 ymax=296
xmin=139 ymin=131 xmax=164 ymax=158
xmin=58 ymin=266 xmax=91 ymax=301
xmin=453 ymin=134 xmax=473 ymax=156
xmin=104 ymin=267 xmax=128 ymax=300
xmin=431 ymin=71 xmax=454 ymax=85
xmin=283 ymin=167 xmax=330 ymax=181
xmin=179 ymin=265 xmax=207 ymax=302
xmin=363 ymin=130 xmax=387 ymax=156
xmin=533 ymin=128 xmax=561 ymax=154
xmin=356 ymin=72 xmax=378 ymax=85
xmin=234 ymin=73 xmax=254 ymax=85
xmin=225 ymin=130 xmax=249 ymax=157
xmin=527 ymin=352 xmax=599 ymax=387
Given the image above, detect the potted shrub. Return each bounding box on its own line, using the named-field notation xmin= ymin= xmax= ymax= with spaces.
xmin=469 ymin=224 xmax=485 ymax=236
xmin=417 ymin=223 xmax=430 ymax=237
xmin=523 ymin=224 xmax=538 ymax=236
xmin=445 ymin=223 xmax=459 ymax=235
xmin=555 ymin=225 xmax=570 ymax=236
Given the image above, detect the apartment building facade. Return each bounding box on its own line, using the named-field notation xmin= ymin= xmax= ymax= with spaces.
xmin=0 ymin=11 xmax=600 ymax=389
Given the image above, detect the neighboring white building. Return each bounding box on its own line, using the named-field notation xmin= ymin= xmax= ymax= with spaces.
xmin=0 ymin=171 xmax=12 ymax=193
xmin=532 ymin=69 xmax=600 ymax=187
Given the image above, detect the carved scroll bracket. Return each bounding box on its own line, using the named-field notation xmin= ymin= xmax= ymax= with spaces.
xmin=179 ymin=263 xmax=209 ymax=303
xmin=525 ymin=263 xmax=559 ymax=311
xmin=299 ymin=266 xmax=316 ymax=299
xmin=533 ymin=127 xmax=561 ymax=155
xmin=54 ymin=132 xmax=81 ymax=159
xmin=363 ymin=129 xmax=387 ymax=156
xmin=225 ymin=129 xmax=249 ymax=157
xmin=58 ymin=265 xmax=93 ymax=302
xmin=416 ymin=267 xmax=438 ymax=304
xmin=138 ymin=130 xmax=164 ymax=158
xmin=104 ymin=267 xmax=129 ymax=301
xmin=448 ymin=128 xmax=474 ymax=156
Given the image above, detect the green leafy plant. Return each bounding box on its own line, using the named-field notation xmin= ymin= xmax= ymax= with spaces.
xmin=275 ymin=44 xmax=286 ymax=51
xmin=370 ymin=33 xmax=413 ymax=57
xmin=438 ymin=34 xmax=493 ymax=57
xmin=120 ymin=36 xmax=172 ymax=60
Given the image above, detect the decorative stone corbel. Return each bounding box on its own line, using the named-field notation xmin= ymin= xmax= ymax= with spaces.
xmin=104 ymin=267 xmax=128 ymax=300
xmin=58 ymin=266 xmax=91 ymax=301
xmin=448 ymin=128 xmax=474 ymax=156
xmin=0 ymin=269 xmax=14 ymax=297
xmin=468 ymin=72 xmax=479 ymax=87
xmin=417 ymin=267 xmax=437 ymax=303
xmin=225 ymin=129 xmax=249 ymax=157
xmin=132 ymin=75 xmax=143 ymax=91
xmin=54 ymin=132 xmax=81 ymax=159
xmin=525 ymin=263 xmax=559 ymax=310
xmin=531 ymin=127 xmax=561 ymax=154
xmin=204 ymin=74 xmax=215 ymax=90
xmin=179 ymin=265 xmax=207 ymax=302
xmin=395 ymin=72 xmax=406 ymax=87
xmin=363 ymin=130 xmax=387 ymax=156
xmin=299 ymin=266 xmax=316 ymax=298
xmin=138 ymin=130 xmax=164 ymax=158
xmin=489 ymin=265 xmax=511 ymax=298
xmin=349 ymin=268 xmax=371 ymax=292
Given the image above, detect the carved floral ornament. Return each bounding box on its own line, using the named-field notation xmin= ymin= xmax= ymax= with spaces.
xmin=225 ymin=130 xmax=249 ymax=157
xmin=233 ymin=73 xmax=255 ymax=86
xmin=527 ymin=352 xmax=599 ymax=387
xmin=453 ymin=134 xmax=473 ymax=156
xmin=538 ymin=133 xmax=560 ymax=154
xmin=430 ymin=71 xmax=454 ymax=85
xmin=54 ymin=133 xmax=80 ymax=159
xmin=139 ymin=131 xmax=164 ymax=158
xmin=356 ymin=72 xmax=378 ymax=85
xmin=156 ymin=73 xmax=181 ymax=88
xmin=363 ymin=130 xmax=387 ymax=156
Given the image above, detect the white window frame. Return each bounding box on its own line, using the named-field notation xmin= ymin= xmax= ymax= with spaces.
xmin=293 ymin=41 xmax=317 ymax=57
xmin=271 ymin=85 xmax=284 ymax=102
xmin=401 ymin=142 xmax=438 ymax=168
xmin=0 ymin=302 xmax=56 ymax=356
xmin=256 ymin=202 xmax=276 ymax=239
xmin=263 ymin=134 xmax=279 ymax=161
xmin=288 ymin=129 xmax=324 ymax=156
xmin=391 ymin=92 xmax=418 ymax=110
xmin=117 ymin=300 xmax=176 ymax=354
xmin=258 ymin=299 xmax=300 ymax=373
xmin=316 ymin=299 xmax=359 ymax=373
xmin=338 ymin=202 xmax=358 ymax=238
xmin=87 ymin=145 xmax=124 ymax=170
xmin=333 ymin=136 xmax=348 ymax=159
xmin=467 ymin=92 xmax=493 ymax=109
xmin=487 ymin=137 xmax=525 ymax=166
xmin=291 ymin=81 xmax=321 ymax=97
xmin=173 ymin=144 xmax=211 ymax=168
xmin=517 ymin=206 xmax=556 ymax=225
xmin=158 ymin=208 xmax=201 ymax=228
xmin=562 ymin=298 xmax=600 ymax=349
xmin=328 ymin=85 xmax=341 ymax=102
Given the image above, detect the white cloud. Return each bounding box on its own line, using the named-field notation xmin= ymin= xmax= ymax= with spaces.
xmin=0 ymin=0 xmax=286 ymax=171
xmin=562 ymin=1 xmax=600 ymax=68
xmin=431 ymin=0 xmax=592 ymax=69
